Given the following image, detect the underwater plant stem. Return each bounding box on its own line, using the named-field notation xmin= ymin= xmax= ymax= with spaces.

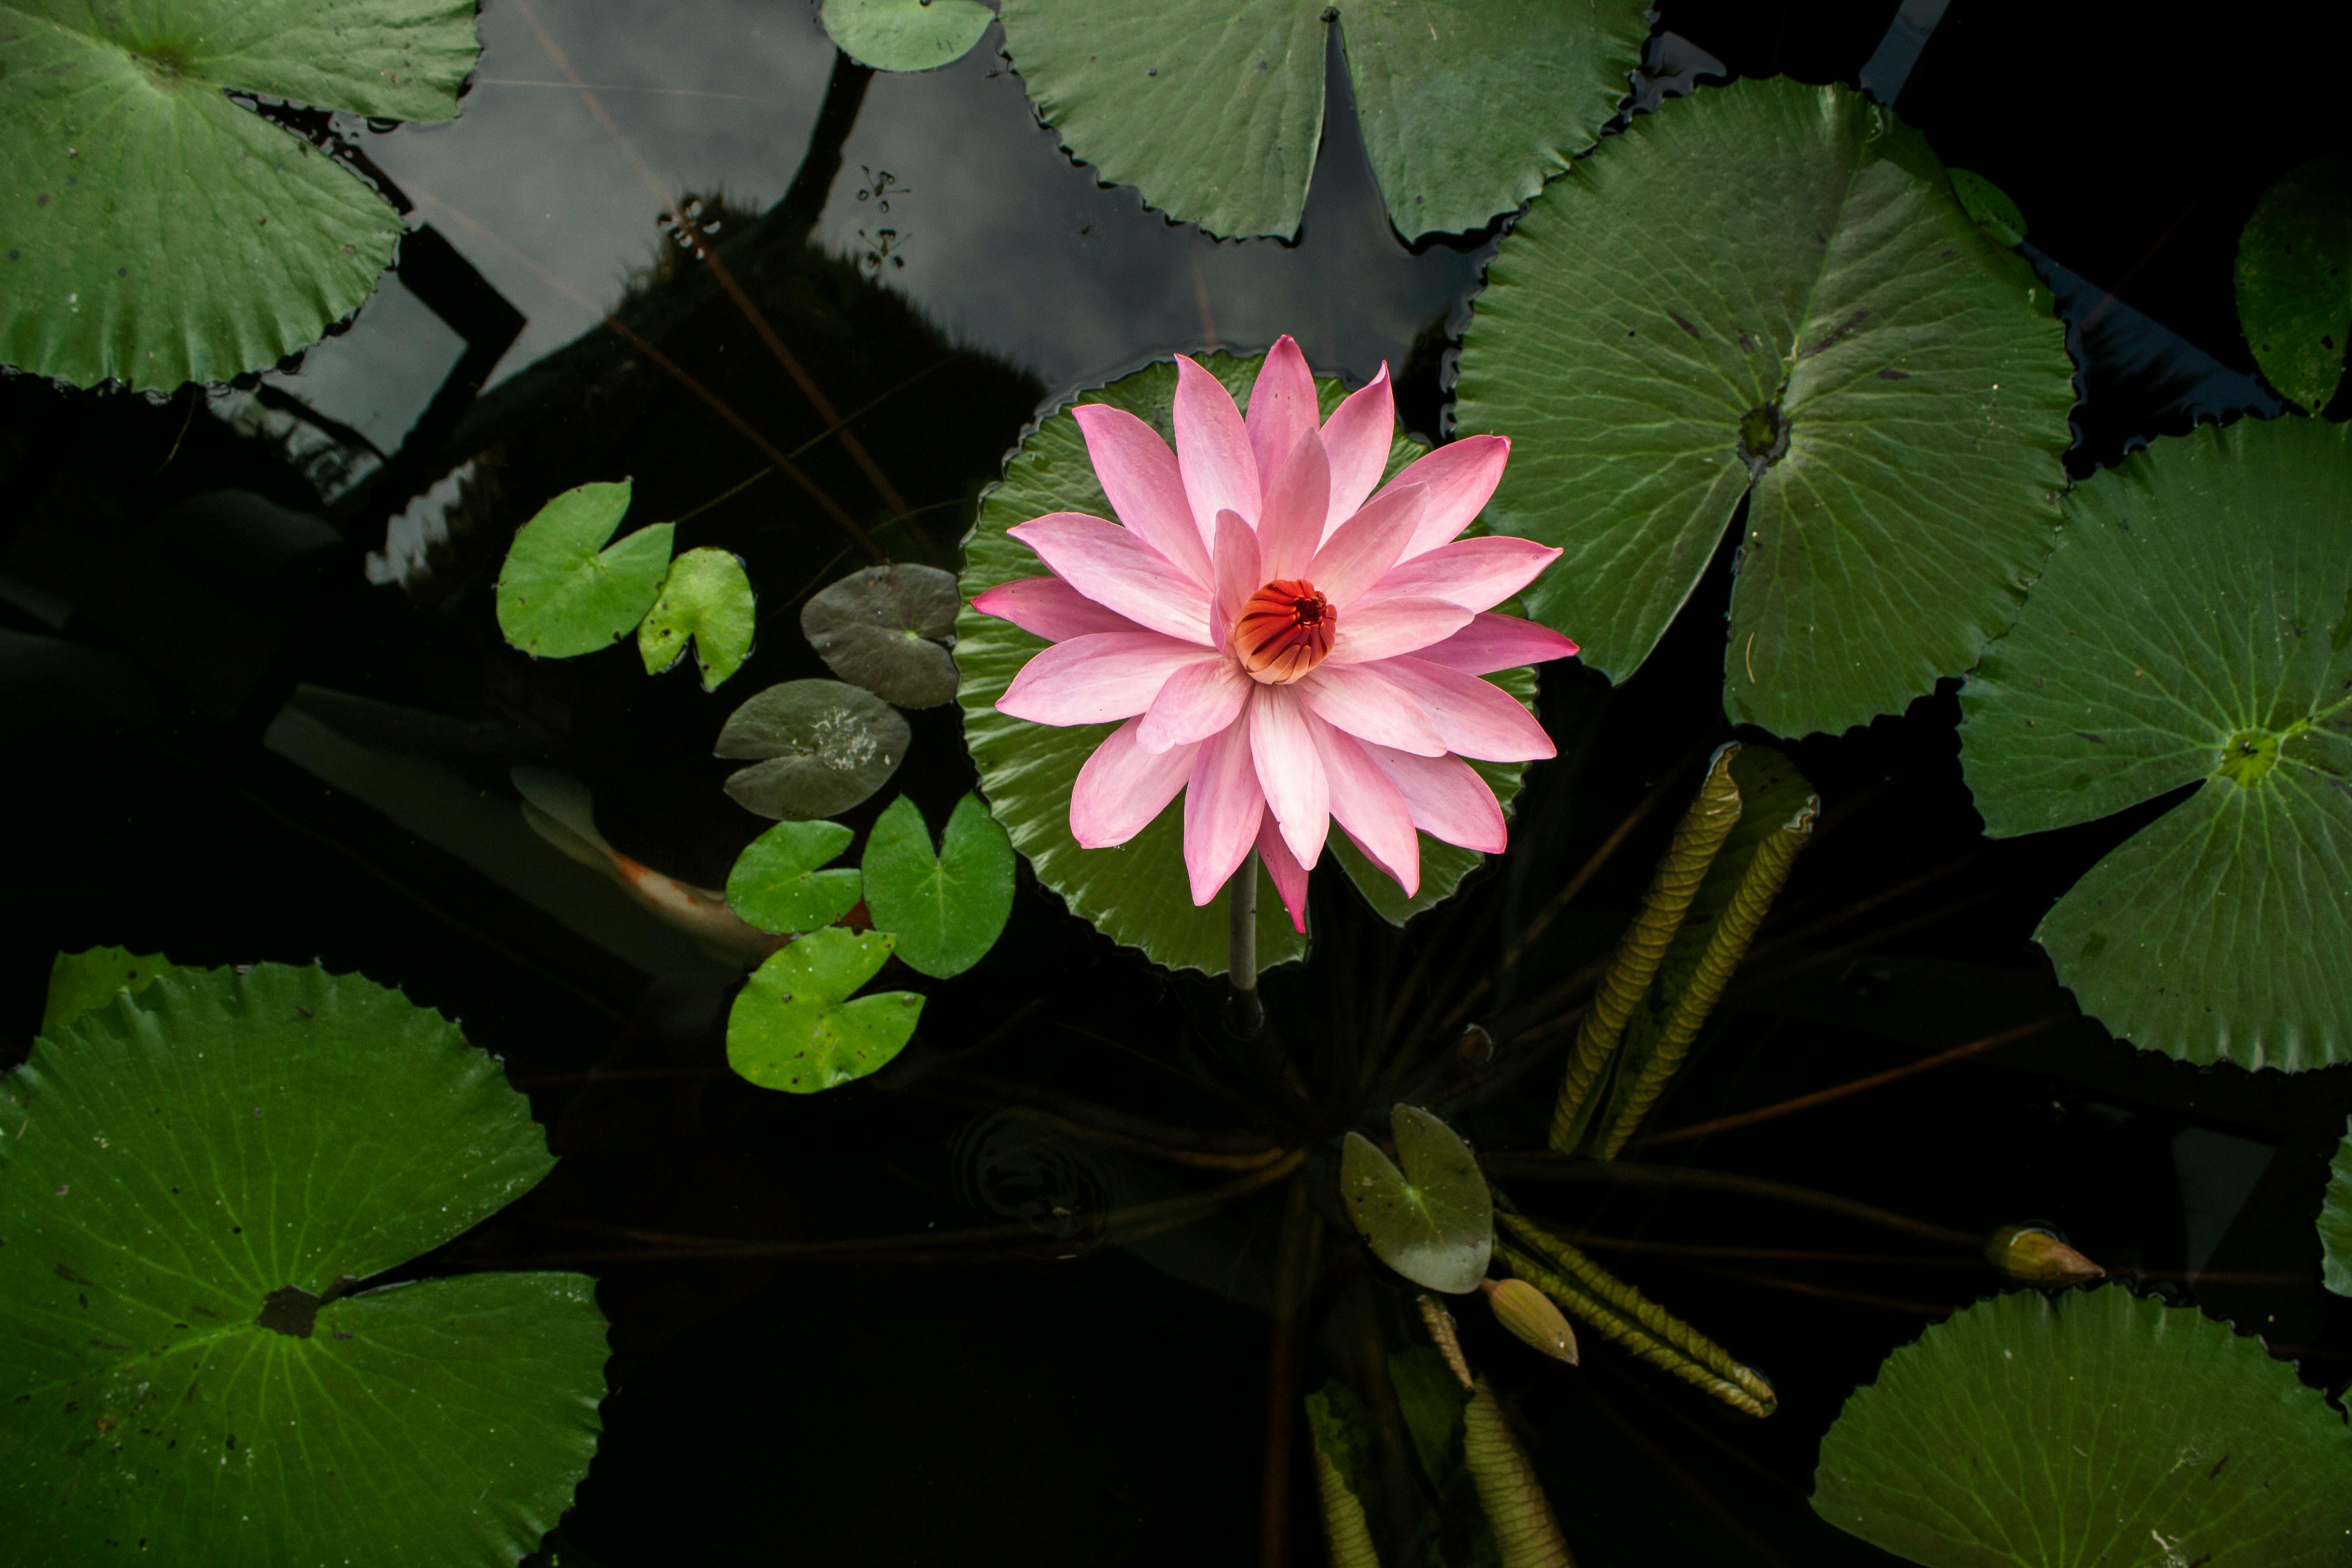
xmin=1228 ymin=852 xmax=1265 ymax=1038
xmin=1260 ymin=1178 xmax=1316 ymax=1568
xmin=1481 ymin=1154 xmax=1981 ymax=1250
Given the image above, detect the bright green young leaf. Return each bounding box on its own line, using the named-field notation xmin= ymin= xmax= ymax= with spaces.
xmin=0 ymin=0 xmax=480 ymax=390
xmin=958 ymin=352 xmax=1537 ymax=973
xmin=726 ymin=927 xmax=924 ymax=1092
xmin=725 ymin=819 xmax=862 ymax=936
xmin=1455 ymin=78 xmax=2075 ymax=739
xmin=715 ymin=678 xmax=911 ymax=821
xmin=2322 ymin=1118 xmax=2352 ymax=1298
xmin=802 ymin=562 xmax=962 ymax=709
xmin=860 ymin=794 xmax=1014 ymax=979
xmin=1959 ymin=418 xmax=2352 ymax=1070
xmin=1341 ymin=1104 xmax=1492 ymax=1294
xmin=996 ymin=0 xmax=1648 ymax=241
xmin=639 ymin=547 xmax=755 ymax=690
xmin=2235 ymin=155 xmax=2352 ymax=414
xmin=39 ymin=946 xmax=176 ymax=1036
xmin=1813 ymin=1287 xmax=2352 ymax=1567
xmin=1948 ymin=168 xmax=2026 ymax=247
xmin=0 ymin=963 xmax=606 ymax=1566
xmin=820 ymin=0 xmax=992 ymax=72
xmin=1304 ymin=1383 xmax=1382 ymax=1568
xmin=496 ymin=480 xmax=675 ymax=659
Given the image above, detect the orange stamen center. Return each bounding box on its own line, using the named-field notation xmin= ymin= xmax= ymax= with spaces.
xmin=1233 ymin=578 xmax=1334 ymax=685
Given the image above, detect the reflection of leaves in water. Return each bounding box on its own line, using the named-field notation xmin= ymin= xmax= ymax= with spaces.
xmin=951 ymin=1113 xmax=1113 ymax=1243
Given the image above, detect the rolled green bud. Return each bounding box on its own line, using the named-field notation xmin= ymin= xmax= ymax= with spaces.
xmin=1985 ymin=1224 xmax=2104 ymax=1284
xmin=1482 ymin=1277 xmax=1580 ymax=1365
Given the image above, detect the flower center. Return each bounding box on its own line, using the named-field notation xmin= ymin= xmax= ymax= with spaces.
xmin=1233 ymin=578 xmax=1335 ymax=685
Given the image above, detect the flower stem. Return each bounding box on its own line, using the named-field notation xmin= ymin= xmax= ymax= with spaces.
xmin=1226 ymin=851 xmax=1264 ymax=1038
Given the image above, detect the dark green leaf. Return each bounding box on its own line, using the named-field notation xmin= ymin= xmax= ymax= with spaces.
xmin=1948 ymin=168 xmax=2027 ymax=247
xmin=997 ymin=0 xmax=1647 ymax=241
xmin=2322 ymin=1118 xmax=2352 ymax=1298
xmin=725 ymin=819 xmax=862 ymax=936
xmin=716 ymin=678 xmax=911 ymax=820
xmin=2235 ymin=156 xmax=2352 ymax=414
xmin=860 ymin=793 xmax=1014 ymax=978
xmin=1959 ymin=418 xmax=2352 ymax=1069
xmin=801 ymin=562 xmax=962 ymax=708
xmin=725 ymin=927 xmax=924 ymax=1092
xmin=0 ymin=0 xmax=478 ymax=391
xmin=639 ymin=547 xmax=756 ymax=690
xmin=40 ymin=946 xmax=177 ymax=1036
xmin=1342 ymin=1105 xmax=1492 ymax=1294
xmin=496 ymin=480 xmax=675 ymax=659
xmin=1813 ymin=1286 xmax=2352 ymax=1567
xmin=820 ymin=0 xmax=992 ymax=71
xmin=0 ymin=964 xmax=605 ymax=1566
xmin=1455 ymin=78 xmax=2074 ymax=739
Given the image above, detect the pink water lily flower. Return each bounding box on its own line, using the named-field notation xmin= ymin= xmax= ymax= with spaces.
xmin=974 ymin=337 xmax=1579 ymax=933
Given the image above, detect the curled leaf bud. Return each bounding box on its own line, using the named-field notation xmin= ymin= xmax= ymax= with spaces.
xmin=1985 ymin=1224 xmax=2104 ymax=1284
xmin=1480 ymin=1277 xmax=1580 ymax=1365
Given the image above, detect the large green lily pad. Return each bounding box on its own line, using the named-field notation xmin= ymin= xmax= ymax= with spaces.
xmin=1340 ymin=1104 xmax=1491 ymax=1294
xmin=0 ymin=0 xmax=480 ymax=390
xmin=860 ymin=793 xmax=1015 ymax=979
xmin=2235 ymin=156 xmax=2351 ymax=415
xmin=0 ymin=962 xmax=606 ymax=1566
xmin=958 ymin=352 xmax=1539 ymax=974
xmin=1813 ymin=1287 xmax=2352 ymax=1566
xmin=1454 ymin=78 xmax=2076 ymax=740
xmin=496 ymin=480 xmax=676 ymax=660
xmin=2322 ymin=1118 xmax=2352 ymax=1298
xmin=726 ymin=928 xmax=925 ymax=1093
xmin=996 ymin=0 xmax=1649 ymax=242
xmin=1959 ymin=418 xmax=2352 ymax=1071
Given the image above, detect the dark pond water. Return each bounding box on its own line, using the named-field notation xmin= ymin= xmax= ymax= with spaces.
xmin=4 ymin=1 xmax=2347 ymax=1563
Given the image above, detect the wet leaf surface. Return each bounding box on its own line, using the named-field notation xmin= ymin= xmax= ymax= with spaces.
xmin=820 ymin=0 xmax=992 ymax=72
xmin=715 ymin=678 xmax=911 ymax=820
xmin=39 ymin=946 xmax=176 ymax=1036
xmin=859 ymin=793 xmax=1014 ymax=978
xmin=1948 ymin=168 xmax=2027 ymax=246
xmin=638 ymin=547 xmax=755 ymax=690
xmin=0 ymin=963 xmax=606 ymax=1566
xmin=725 ymin=819 xmax=862 ymax=936
xmin=801 ymin=562 xmax=962 ymax=708
xmin=1960 ymin=418 xmax=2352 ymax=1069
xmin=1341 ymin=1104 xmax=1492 ymax=1294
xmin=496 ymin=480 xmax=675 ymax=659
xmin=2234 ymin=155 xmax=2352 ymax=413
xmin=1813 ymin=1287 xmax=2352 ymax=1566
xmin=1455 ymin=78 xmax=2075 ymax=739
xmin=725 ymin=927 xmax=924 ymax=1092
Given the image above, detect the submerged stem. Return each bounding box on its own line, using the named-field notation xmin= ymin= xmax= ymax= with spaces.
xmin=1228 ymin=851 xmax=1264 ymax=1038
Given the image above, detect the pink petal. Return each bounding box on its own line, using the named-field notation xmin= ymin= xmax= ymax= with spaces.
xmin=1365 ymin=743 xmax=1507 ymax=852
xmin=973 ymin=576 xmax=1146 ymax=642
xmin=1294 ymin=662 xmax=1445 ymax=755
xmin=1325 ymin=596 xmax=1474 ymax=665
xmin=1245 ymin=335 xmax=1320 ymax=492
xmin=1183 ymin=718 xmax=1265 ymax=905
xmin=1071 ymin=718 xmax=1196 ymax=847
xmin=1256 ymin=813 xmax=1310 ymax=933
xmin=1212 ymin=507 xmax=1262 ymax=632
xmin=1373 ymin=435 xmax=1510 ymax=559
xmin=1377 ymin=657 xmax=1556 ymax=762
xmin=999 ymin=632 xmax=1216 ymax=725
xmin=1248 ymin=683 xmax=1328 ymax=869
xmin=1414 ymin=612 xmax=1582 ymax=676
xmin=1311 ymin=715 xmax=1419 ymax=898
xmin=1138 ymin=654 xmax=1252 ymax=754
xmin=1008 ymin=512 xmax=1212 ymax=645
xmin=1319 ymin=363 xmax=1394 ymax=539
xmin=1174 ymin=354 xmax=1259 ymax=540
xmin=1257 ymin=424 xmax=1331 ymax=582
xmin=1341 ymin=824 xmax=1409 ymax=891
xmin=1309 ymin=481 xmax=1427 ymax=608
xmin=1072 ymin=404 xmax=1214 ymax=587
xmin=1357 ymin=535 xmax=1562 ymax=614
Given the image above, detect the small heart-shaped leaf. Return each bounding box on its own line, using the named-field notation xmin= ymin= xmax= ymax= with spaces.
xmin=726 ymin=927 xmax=925 ymax=1093
xmin=860 ymin=794 xmax=1014 ymax=978
xmin=1341 ymin=1104 xmax=1492 ymax=1294
xmin=725 ymin=820 xmax=862 ymax=936
xmin=715 ymin=679 xmax=912 ymax=820
xmin=496 ymin=480 xmax=674 ymax=658
xmin=802 ymin=563 xmax=962 ymax=708
xmin=639 ymin=547 xmax=756 ymax=690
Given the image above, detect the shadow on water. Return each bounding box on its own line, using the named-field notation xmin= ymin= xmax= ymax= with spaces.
xmin=2 ymin=1 xmax=2349 ymax=1564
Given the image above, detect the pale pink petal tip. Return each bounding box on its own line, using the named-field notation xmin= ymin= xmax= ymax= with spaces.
xmin=1255 ymin=814 xmax=1310 ymax=934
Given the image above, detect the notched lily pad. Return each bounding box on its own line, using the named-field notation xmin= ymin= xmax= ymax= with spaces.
xmin=639 ymin=547 xmax=756 ymax=690
xmin=725 ymin=819 xmax=862 ymax=936
xmin=725 ymin=927 xmax=925 ymax=1093
xmin=859 ymin=793 xmax=1014 ymax=979
xmin=496 ymin=480 xmax=676 ymax=659
xmin=1340 ymin=1104 xmax=1492 ymax=1294
xmin=40 ymin=945 xmax=177 ymax=1036
xmin=715 ymin=678 xmax=911 ymax=820
xmin=802 ymin=562 xmax=962 ymax=708
xmin=820 ymin=0 xmax=992 ymax=72
xmin=2322 ymin=1119 xmax=2352 ymax=1298
xmin=2235 ymin=154 xmax=2352 ymax=414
